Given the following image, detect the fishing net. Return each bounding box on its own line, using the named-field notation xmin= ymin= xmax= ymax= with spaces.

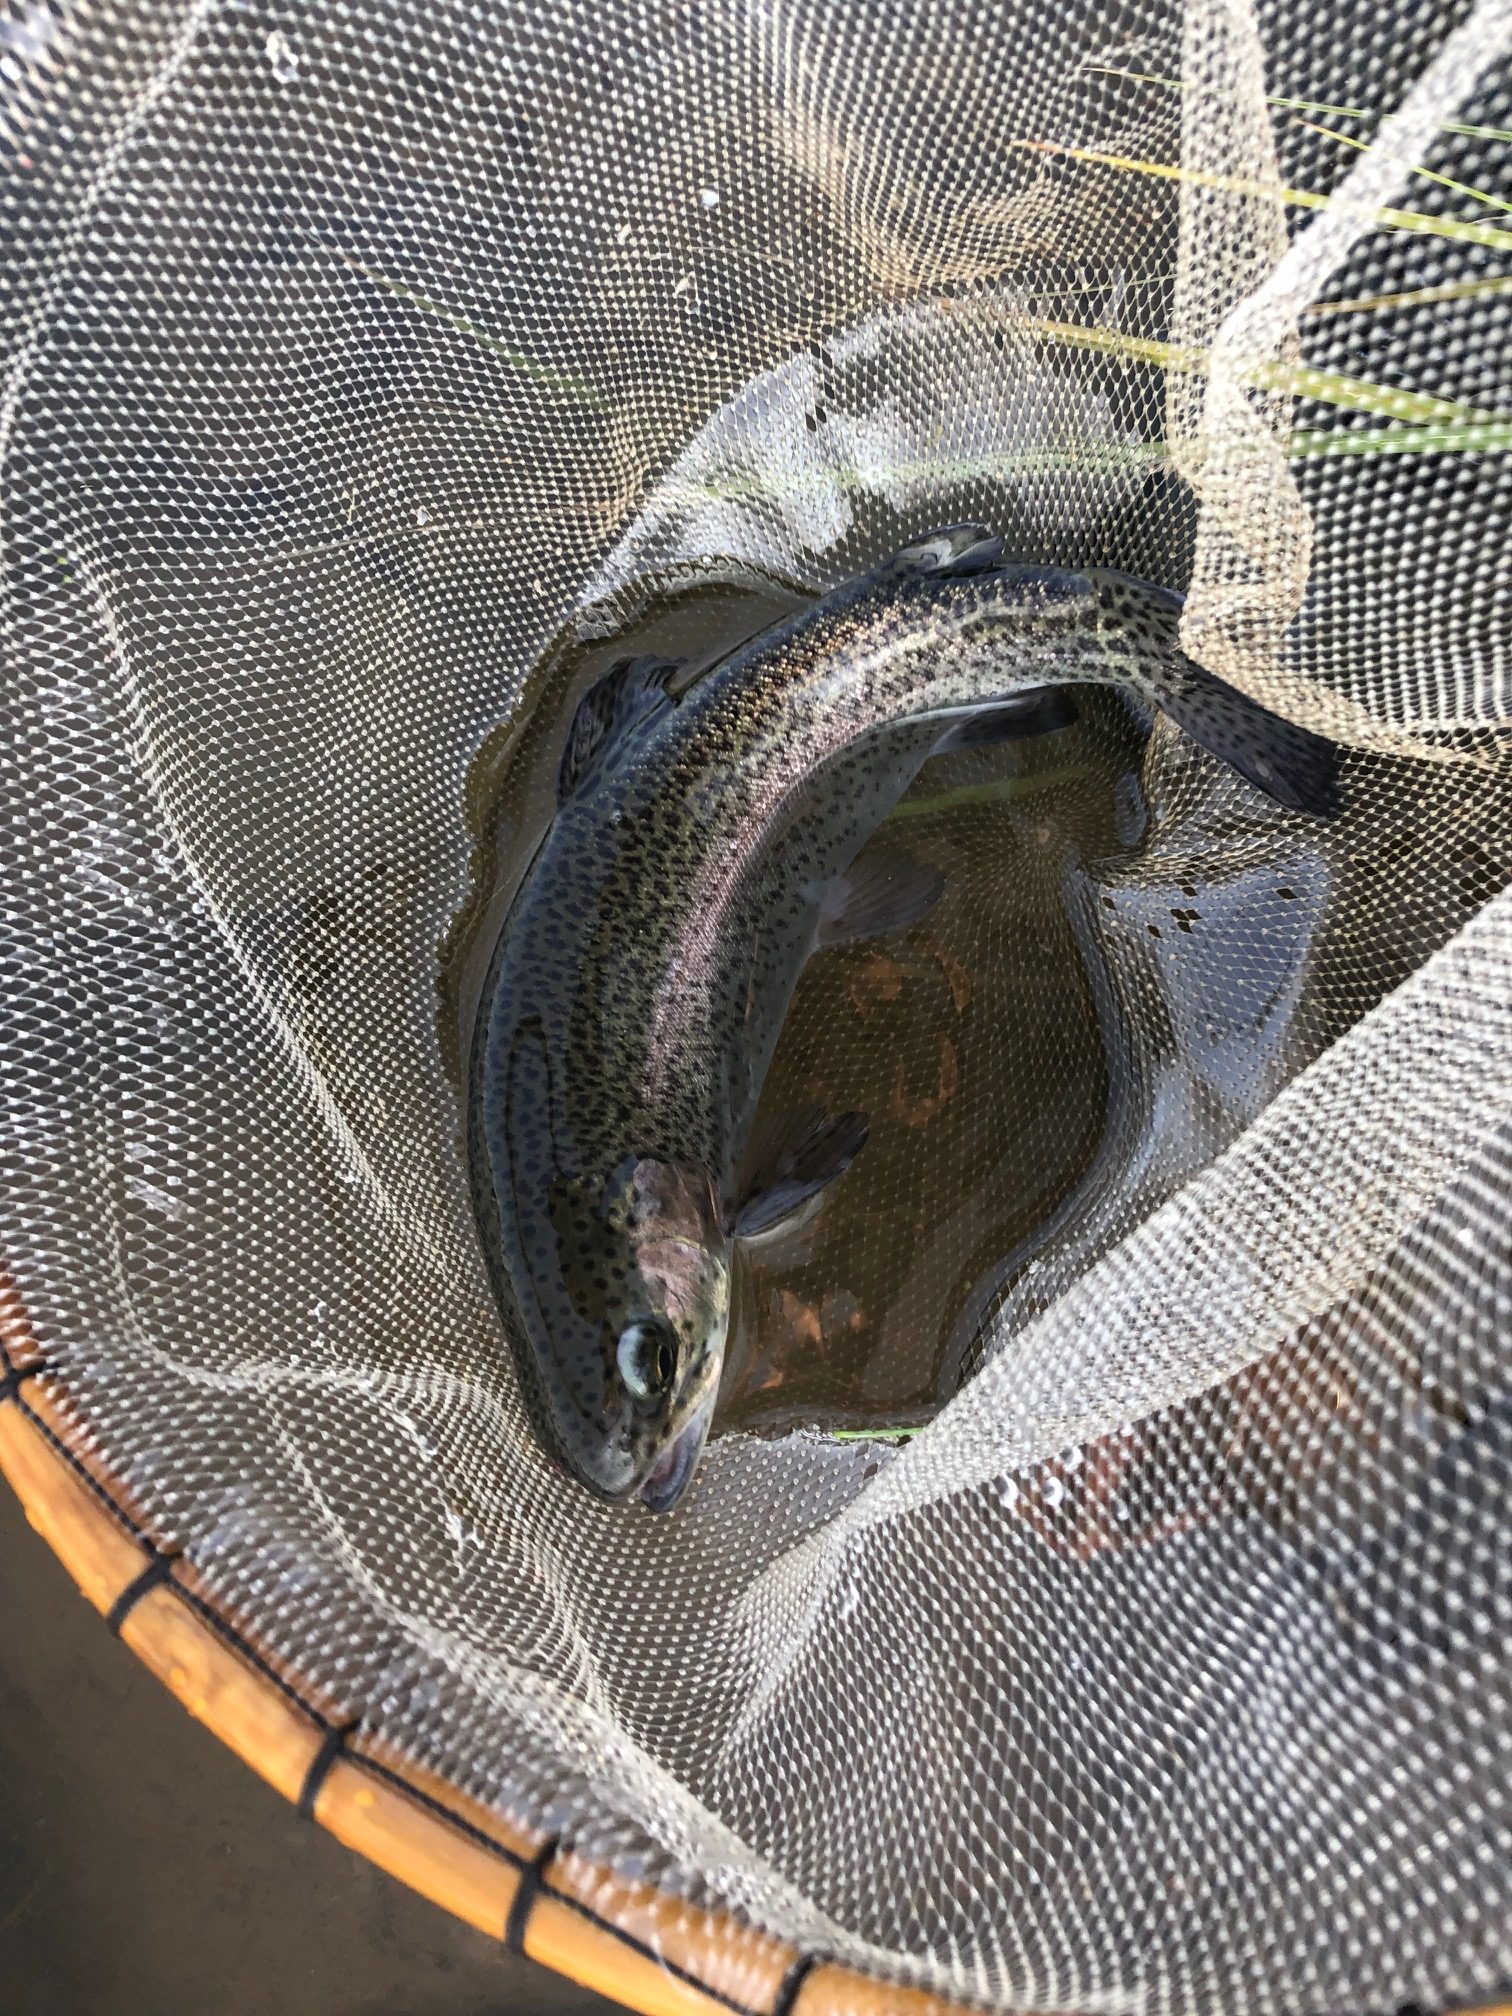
xmin=2 ymin=0 xmax=1510 ymax=2010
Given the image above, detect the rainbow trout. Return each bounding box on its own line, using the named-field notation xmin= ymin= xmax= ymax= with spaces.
xmin=469 ymin=527 xmax=1338 ymax=1512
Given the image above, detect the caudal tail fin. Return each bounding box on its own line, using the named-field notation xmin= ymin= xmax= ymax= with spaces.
xmin=1157 ymin=659 xmax=1341 ymax=817
xmin=1089 ymin=570 xmax=1342 ymax=820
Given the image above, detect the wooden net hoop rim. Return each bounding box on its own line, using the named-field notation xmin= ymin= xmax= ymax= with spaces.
xmin=0 ymin=1306 xmax=954 ymax=2016
xmin=3 ymin=1307 xmax=1509 ymax=2016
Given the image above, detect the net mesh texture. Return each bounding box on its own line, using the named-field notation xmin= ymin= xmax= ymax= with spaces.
xmin=2 ymin=0 xmax=1510 ymax=2010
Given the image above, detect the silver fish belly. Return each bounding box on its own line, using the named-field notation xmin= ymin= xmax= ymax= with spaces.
xmin=468 ymin=525 xmax=1339 ymax=1512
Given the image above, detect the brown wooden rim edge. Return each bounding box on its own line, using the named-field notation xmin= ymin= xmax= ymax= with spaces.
xmin=4 ymin=1344 xmax=1512 ymax=2016
xmin=0 ymin=1339 xmax=979 ymax=2016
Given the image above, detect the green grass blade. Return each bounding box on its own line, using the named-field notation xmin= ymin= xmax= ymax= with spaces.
xmin=1018 ymin=140 xmax=1512 ymax=256
xmin=1289 ymin=418 xmax=1512 ymax=457
xmin=1022 ymin=311 xmax=1496 ymax=424
xmin=1305 ymin=274 xmax=1512 ymax=317
xmin=1083 ymin=66 xmax=1512 ymax=146
xmin=334 ymin=252 xmax=614 ymax=414
xmin=1294 ymin=116 xmax=1512 ymax=219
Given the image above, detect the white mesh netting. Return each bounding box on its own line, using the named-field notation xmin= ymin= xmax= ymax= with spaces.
xmin=2 ymin=0 xmax=1510 ymax=2010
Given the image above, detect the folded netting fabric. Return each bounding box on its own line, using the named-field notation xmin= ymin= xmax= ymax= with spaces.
xmin=2 ymin=0 xmax=1509 ymax=2010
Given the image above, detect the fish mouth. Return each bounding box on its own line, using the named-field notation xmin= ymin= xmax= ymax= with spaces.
xmin=638 ymin=1393 xmax=715 ymax=1514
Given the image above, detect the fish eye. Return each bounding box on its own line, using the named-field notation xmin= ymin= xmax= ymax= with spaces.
xmin=616 ymin=1317 xmax=678 ymax=1407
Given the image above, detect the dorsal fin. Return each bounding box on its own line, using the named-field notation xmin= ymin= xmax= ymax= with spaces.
xmin=728 ymin=1106 xmax=870 ymax=1240
xmin=875 ymin=524 xmax=1005 ymax=581
xmin=557 ymin=654 xmax=683 ymax=802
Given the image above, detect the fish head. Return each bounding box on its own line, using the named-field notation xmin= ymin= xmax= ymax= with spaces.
xmin=534 ymin=1153 xmax=730 ymax=1513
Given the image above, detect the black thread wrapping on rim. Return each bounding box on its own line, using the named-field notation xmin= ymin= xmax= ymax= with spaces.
xmin=297 ymin=1718 xmax=361 ymax=1822
xmin=0 ymin=1358 xmax=42 ymax=1404
xmin=104 ymin=1546 xmax=182 ymax=1635
xmin=772 ymin=1952 xmax=820 ymax=2016
xmin=0 ymin=1373 xmax=881 ymax=2016
xmin=505 ymin=1835 xmax=560 ymax=1953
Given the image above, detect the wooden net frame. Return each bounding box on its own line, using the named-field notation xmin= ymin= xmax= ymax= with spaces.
xmin=5 ymin=1281 xmax=1509 ymax=2016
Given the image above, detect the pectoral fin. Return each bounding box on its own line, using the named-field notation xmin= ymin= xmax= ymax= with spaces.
xmin=557 ymin=654 xmax=683 ymax=801
xmin=929 ymin=687 xmax=1078 ymax=753
xmin=730 ymin=1107 xmax=870 ymax=1239
xmin=814 ymin=847 xmax=945 ymax=949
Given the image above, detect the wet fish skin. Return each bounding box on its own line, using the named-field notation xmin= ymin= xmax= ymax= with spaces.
xmin=469 ymin=527 xmax=1340 ymax=1512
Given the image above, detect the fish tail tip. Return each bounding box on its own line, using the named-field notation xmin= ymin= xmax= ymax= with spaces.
xmin=1286 ymin=745 xmax=1343 ymax=821
xmin=1243 ymin=717 xmax=1343 ymax=819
